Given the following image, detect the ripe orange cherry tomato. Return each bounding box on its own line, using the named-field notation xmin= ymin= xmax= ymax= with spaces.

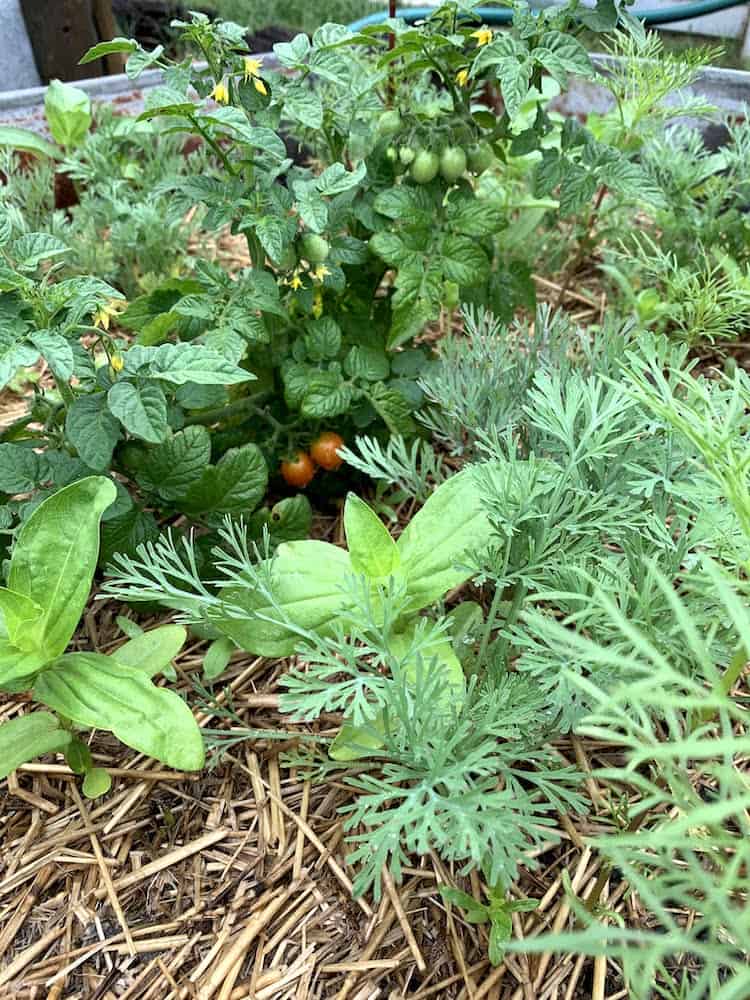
xmin=310 ymin=431 xmax=345 ymax=470
xmin=281 ymin=451 xmax=315 ymax=488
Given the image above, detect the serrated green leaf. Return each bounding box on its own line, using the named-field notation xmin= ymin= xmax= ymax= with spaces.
xmin=283 ymin=84 xmax=323 ymax=128
xmin=184 ymin=443 xmax=268 ymax=516
xmin=304 ymin=318 xmax=341 ymax=361
xmin=344 ymin=346 xmax=390 ymax=382
xmin=0 ymin=444 xmax=43 ymax=493
xmin=10 ymin=232 xmax=68 ymax=270
xmin=65 ymin=395 xmax=120 ymax=470
xmin=441 ymin=236 xmax=490 ymax=287
xmin=367 ymin=382 xmax=417 ymax=434
xmin=138 ymin=343 xmax=253 ymax=386
xmin=100 ymin=506 xmax=160 ymax=564
xmin=136 ymin=425 xmax=212 ymax=502
xmin=300 ymin=374 xmax=353 ymax=419
xmin=29 ymin=331 xmax=74 ymax=381
xmin=108 ymin=380 xmax=169 ymax=444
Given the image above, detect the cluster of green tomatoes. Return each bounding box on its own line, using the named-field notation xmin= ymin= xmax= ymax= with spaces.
xmin=378 ymin=109 xmax=496 ymax=184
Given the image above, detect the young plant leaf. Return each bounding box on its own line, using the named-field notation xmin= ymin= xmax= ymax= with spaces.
xmin=0 ymin=125 xmax=61 ymax=159
xmin=82 ymin=767 xmax=112 ymax=798
xmin=0 ymin=640 xmax=48 ymax=690
xmin=343 ymin=493 xmax=400 ymax=578
xmin=0 ymin=712 xmax=73 ymax=779
xmin=111 ymin=625 xmax=186 ymax=677
xmin=34 ymin=652 xmax=205 ymax=771
xmin=202 ymin=636 xmax=235 ymax=681
xmin=220 ymin=541 xmax=352 ymax=657
xmin=397 ymin=467 xmax=494 ymax=611
xmin=8 ymin=477 xmax=117 ymax=658
xmin=45 ymin=79 xmax=91 ymax=149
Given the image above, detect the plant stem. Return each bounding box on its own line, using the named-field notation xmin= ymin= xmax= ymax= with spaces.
xmin=187 ymin=113 xmax=237 ymax=176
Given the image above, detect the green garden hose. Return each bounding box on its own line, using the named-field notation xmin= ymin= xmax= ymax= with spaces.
xmin=348 ymin=1 xmax=750 ymax=31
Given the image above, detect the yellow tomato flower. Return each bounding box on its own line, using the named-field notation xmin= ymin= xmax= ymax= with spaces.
xmin=110 ymin=354 xmax=124 ymax=373
xmin=471 ymin=27 xmax=493 ymax=47
xmin=456 ymin=68 xmax=470 ymax=88
xmin=244 ymin=56 xmax=263 ymax=79
xmin=212 ymin=78 xmax=230 ymax=104
xmin=312 ymin=265 xmax=330 ymax=282
xmin=93 ymin=298 xmax=125 ymax=331
xmin=244 ymin=57 xmax=268 ymax=95
xmin=285 ymin=269 xmax=303 ymax=291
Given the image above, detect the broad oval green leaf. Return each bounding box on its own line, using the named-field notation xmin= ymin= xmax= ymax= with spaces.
xmin=220 ymin=541 xmax=352 ymax=657
xmin=0 ymin=125 xmax=61 ymax=160
xmin=0 ymin=712 xmax=73 ymax=779
xmin=0 ymin=640 xmax=49 ymax=691
xmin=111 ymin=625 xmax=186 ymax=677
xmin=397 ymin=466 xmax=493 ymax=611
xmin=0 ymin=588 xmax=43 ymax=651
xmin=45 ymin=79 xmax=91 ymax=149
xmin=343 ymin=494 xmax=400 ymax=578
xmin=9 ymin=477 xmax=117 ymax=658
xmin=34 ymin=652 xmax=204 ymax=771
xmin=82 ymin=766 xmax=112 ymax=798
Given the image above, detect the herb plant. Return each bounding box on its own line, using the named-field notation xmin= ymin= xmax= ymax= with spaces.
xmin=0 ymin=477 xmax=204 ymax=796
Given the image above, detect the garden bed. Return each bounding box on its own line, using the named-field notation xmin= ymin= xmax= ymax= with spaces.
xmin=2 ymin=4 xmax=750 ymax=999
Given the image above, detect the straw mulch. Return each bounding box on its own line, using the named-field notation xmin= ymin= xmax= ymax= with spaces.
xmin=0 ymin=581 xmax=633 ymax=1000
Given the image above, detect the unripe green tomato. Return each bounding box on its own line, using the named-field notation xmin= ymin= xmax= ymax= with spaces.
xmin=468 ymin=141 xmax=495 ymax=175
xmin=273 ymin=245 xmax=297 ymax=271
xmin=440 ymin=146 xmax=467 ymax=183
xmin=386 ymin=145 xmax=398 ymax=163
xmin=443 ymin=281 xmax=460 ymax=309
xmin=399 ymin=145 xmax=415 ymax=166
xmin=300 ymin=233 xmax=330 ymax=263
xmin=410 ymin=150 xmax=440 ymax=184
xmin=377 ymin=109 xmax=401 ymax=138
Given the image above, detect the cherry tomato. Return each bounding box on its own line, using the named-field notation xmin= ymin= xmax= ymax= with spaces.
xmin=281 ymin=451 xmax=315 ymax=488
xmin=468 ymin=141 xmax=495 ymax=175
xmin=310 ymin=431 xmax=345 ymax=470
xmin=377 ymin=110 xmax=401 ymax=138
xmin=386 ymin=145 xmax=399 ymax=163
xmin=410 ymin=150 xmax=440 ymax=184
xmin=300 ymin=234 xmax=330 ymax=264
xmin=440 ymin=146 xmax=467 ymax=183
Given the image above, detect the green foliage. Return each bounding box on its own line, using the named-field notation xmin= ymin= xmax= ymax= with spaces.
xmin=0 ymin=477 xmax=204 ymax=791
xmin=211 ymin=0 xmax=373 ymax=36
